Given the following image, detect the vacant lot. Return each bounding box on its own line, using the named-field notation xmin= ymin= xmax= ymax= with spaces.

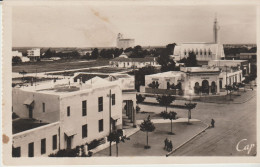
xmin=12 ymin=59 xmax=109 ymax=73
xmin=48 ymin=67 xmax=130 ymax=76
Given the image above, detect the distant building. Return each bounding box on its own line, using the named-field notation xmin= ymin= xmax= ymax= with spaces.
xmin=109 ymin=52 xmax=159 ymax=68
xmin=27 ymin=48 xmax=41 ymax=62
xmin=12 ymin=51 xmax=30 ymax=62
xmin=12 ymin=74 xmax=137 ymax=157
xmin=173 ymin=17 xmax=225 ymax=62
xmin=116 ymin=33 xmax=135 ymax=50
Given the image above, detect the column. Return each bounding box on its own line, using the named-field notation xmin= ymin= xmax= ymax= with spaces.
xmin=133 ymin=106 xmax=136 ymax=128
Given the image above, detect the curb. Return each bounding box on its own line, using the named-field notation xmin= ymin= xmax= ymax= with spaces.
xmin=166 ymin=121 xmax=210 ymax=157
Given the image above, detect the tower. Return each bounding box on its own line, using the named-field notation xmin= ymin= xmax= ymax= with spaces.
xmin=213 ymin=16 xmax=220 ymax=43
xmin=116 ymin=33 xmax=123 ymax=48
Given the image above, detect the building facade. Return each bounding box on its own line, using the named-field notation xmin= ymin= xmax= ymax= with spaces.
xmin=116 ymin=33 xmax=135 ymax=50
xmin=142 ymin=66 xmax=244 ymax=96
xmin=27 ymin=48 xmax=41 ymax=62
xmin=12 ymin=75 xmax=135 ymax=157
xmin=109 ymin=57 xmax=159 ymax=69
xmin=173 ymin=17 xmax=225 ymax=62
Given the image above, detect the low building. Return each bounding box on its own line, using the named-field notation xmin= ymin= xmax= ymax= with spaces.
xmin=12 ymin=51 xmax=30 ymax=62
xmin=27 ymin=48 xmax=41 ymax=62
xmin=109 ymin=56 xmax=159 ymax=69
xmin=208 ymin=60 xmax=250 ymax=76
xmin=142 ymin=66 xmax=244 ymax=96
xmin=12 ymin=75 xmax=136 ymax=157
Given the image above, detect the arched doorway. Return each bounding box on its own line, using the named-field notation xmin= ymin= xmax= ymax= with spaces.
xmin=201 ymin=80 xmax=209 ymax=94
xmin=194 ymin=82 xmax=200 ymax=94
xmin=219 ymin=80 xmax=222 ymax=89
xmin=211 ymin=81 xmax=216 ymax=94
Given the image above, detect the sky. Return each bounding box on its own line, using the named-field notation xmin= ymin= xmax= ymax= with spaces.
xmin=12 ymin=5 xmax=256 ymax=47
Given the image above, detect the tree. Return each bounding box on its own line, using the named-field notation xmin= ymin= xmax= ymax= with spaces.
xmin=12 ymin=56 xmax=22 ymax=64
xmin=140 ymin=116 xmax=155 ymax=149
xmin=225 ymin=85 xmax=233 ymax=100
xmin=129 ymin=45 xmax=144 ymax=58
xmin=132 ymin=66 xmax=157 ymax=91
xmin=136 ymin=94 xmax=146 ymax=103
xmin=91 ymin=48 xmax=99 ymax=59
xmin=156 ymin=95 xmax=175 ymax=112
xmin=184 ymin=102 xmax=197 ymax=124
xmin=43 ymin=48 xmax=56 ymax=58
xmin=19 ymin=70 xmax=27 ymax=84
xmin=107 ymin=130 xmax=130 ymax=157
xmin=160 ymin=111 xmax=177 ymax=134
xmin=185 ymin=51 xmax=197 ymax=67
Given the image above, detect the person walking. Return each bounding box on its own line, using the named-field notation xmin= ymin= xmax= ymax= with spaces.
xmin=164 ymin=138 xmax=168 ymax=150
xmin=169 ymin=140 xmax=173 ymax=152
xmin=211 ymin=119 xmax=215 ymax=128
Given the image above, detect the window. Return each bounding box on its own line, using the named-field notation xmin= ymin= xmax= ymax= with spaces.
xmin=99 ymin=119 xmax=104 ymax=132
xmin=28 ymin=142 xmax=34 ymax=157
xmin=41 ymin=138 xmax=46 ymax=154
xmin=42 ymin=103 xmax=45 ymax=112
xmin=12 ymin=147 xmax=21 ymax=157
xmin=52 ymin=135 xmax=57 ymax=150
xmin=98 ymin=97 xmax=103 ymax=112
xmin=112 ymin=94 xmax=115 ymax=105
xmin=82 ymin=124 xmax=88 ymax=138
xmin=82 ymin=100 xmax=87 ymax=116
xmin=67 ymin=106 xmax=70 ymax=117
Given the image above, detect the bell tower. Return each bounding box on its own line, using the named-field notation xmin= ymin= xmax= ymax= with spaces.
xmin=213 ymin=15 xmax=220 ymax=43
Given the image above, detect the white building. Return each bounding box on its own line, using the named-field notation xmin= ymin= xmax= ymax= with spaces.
xmin=12 ymin=75 xmax=136 ymax=157
xmin=142 ymin=66 xmax=244 ymax=96
xmin=12 ymin=51 xmax=30 ymax=62
xmin=173 ymin=17 xmax=225 ymax=61
xmin=109 ymin=54 xmax=159 ymax=69
xmin=116 ymin=33 xmax=135 ymax=50
xmin=27 ymin=48 xmax=41 ymax=62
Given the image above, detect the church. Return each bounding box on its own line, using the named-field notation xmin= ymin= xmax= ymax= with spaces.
xmin=173 ymin=17 xmax=225 ymax=62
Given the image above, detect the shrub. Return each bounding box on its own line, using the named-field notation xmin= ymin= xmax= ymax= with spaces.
xmin=136 ymin=105 xmax=141 ymax=113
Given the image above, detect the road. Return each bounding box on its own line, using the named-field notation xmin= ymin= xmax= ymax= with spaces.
xmin=170 ymin=89 xmax=256 ymax=156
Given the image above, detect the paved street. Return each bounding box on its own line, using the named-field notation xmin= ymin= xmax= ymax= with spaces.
xmin=170 ymin=89 xmax=257 ymax=156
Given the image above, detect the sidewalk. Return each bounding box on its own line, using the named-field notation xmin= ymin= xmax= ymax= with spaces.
xmin=141 ymin=88 xmax=256 ymax=106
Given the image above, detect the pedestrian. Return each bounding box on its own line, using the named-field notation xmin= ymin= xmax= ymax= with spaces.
xmin=164 ymin=138 xmax=168 ymax=150
xmin=211 ymin=119 xmax=215 ymax=128
xmin=169 ymin=141 xmax=173 ymax=152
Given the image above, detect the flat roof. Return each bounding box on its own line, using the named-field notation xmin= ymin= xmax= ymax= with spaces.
xmin=13 ymin=119 xmax=49 ymax=134
xmin=180 ymin=67 xmax=220 ymax=73
xmin=17 ymin=76 xmax=118 ymax=96
xmin=147 ymin=71 xmax=184 ymax=77
xmin=209 ymin=60 xmax=248 ymax=63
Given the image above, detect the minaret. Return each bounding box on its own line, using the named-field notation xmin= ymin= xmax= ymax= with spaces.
xmin=213 ymin=15 xmax=220 ymax=43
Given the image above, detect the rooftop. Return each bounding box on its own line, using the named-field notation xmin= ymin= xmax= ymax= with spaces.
xmin=180 ymin=67 xmax=220 ymax=73
xmin=18 ymin=76 xmax=117 ymax=96
xmin=147 ymin=71 xmax=184 ymax=77
xmin=13 ymin=119 xmax=49 ymax=134
xmin=111 ymin=57 xmax=156 ymax=62
xmin=209 ymin=60 xmax=248 ymax=63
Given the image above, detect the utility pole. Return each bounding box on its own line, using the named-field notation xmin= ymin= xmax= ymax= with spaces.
xmin=109 ymin=89 xmax=112 ymax=156
xmin=35 ymin=68 xmax=37 ymax=88
xmin=225 ymin=65 xmax=228 ymax=96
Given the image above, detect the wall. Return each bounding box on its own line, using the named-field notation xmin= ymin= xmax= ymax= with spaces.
xmin=145 ymin=75 xmax=181 ymax=89
xmin=12 ymin=88 xmax=60 ymax=123
xmin=12 ymin=122 xmax=60 ymax=157
xmin=58 ymin=85 xmax=122 ymax=150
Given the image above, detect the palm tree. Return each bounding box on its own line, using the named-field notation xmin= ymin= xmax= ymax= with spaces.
xmin=160 ymin=111 xmax=177 ymax=134
xmin=184 ymin=102 xmax=197 ymax=124
xmin=156 ymin=94 xmax=175 ymax=112
xmin=140 ymin=116 xmax=156 ymax=149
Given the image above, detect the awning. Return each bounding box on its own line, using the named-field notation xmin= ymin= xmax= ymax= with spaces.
xmin=64 ymin=130 xmax=76 ymax=137
xmin=23 ymin=98 xmax=34 ymax=106
xmin=111 ymin=115 xmax=121 ymax=121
